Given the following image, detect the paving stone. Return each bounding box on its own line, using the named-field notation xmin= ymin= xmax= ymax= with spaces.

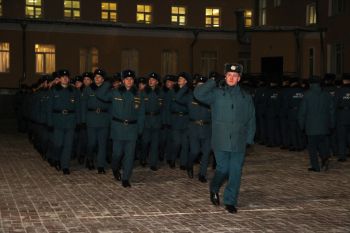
xmin=0 ymin=120 xmax=349 ymax=232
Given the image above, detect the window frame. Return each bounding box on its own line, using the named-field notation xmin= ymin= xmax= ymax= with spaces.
xmin=35 ymin=44 xmax=56 ymax=74
xmin=25 ymin=0 xmax=43 ymax=19
xmin=171 ymin=6 xmax=186 ymax=26
xmin=306 ymin=3 xmax=317 ymax=25
xmin=136 ymin=4 xmax=152 ymax=24
xmin=274 ymin=0 xmax=282 ymax=8
xmin=64 ymin=0 xmax=81 ymax=20
xmin=101 ymin=1 xmax=118 ymax=22
xmin=0 ymin=42 xmax=10 ymax=73
xmin=0 ymin=0 xmax=3 ymax=17
xmin=200 ymin=51 xmax=218 ymax=77
xmin=205 ymin=7 xmax=221 ymax=28
xmin=244 ymin=9 xmax=253 ymax=28
xmin=259 ymin=0 xmax=267 ymax=26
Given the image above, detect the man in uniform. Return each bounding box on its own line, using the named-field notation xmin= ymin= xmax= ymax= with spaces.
xmin=81 ymin=69 xmax=111 ymax=173
xmin=47 ymin=69 xmax=81 ymax=174
xmin=298 ymin=76 xmax=334 ymax=171
xmin=194 ymin=63 xmax=256 ymax=213
xmin=139 ymin=72 xmax=164 ymax=170
xmin=98 ymin=69 xmax=145 ymax=187
xmin=178 ymin=74 xmax=211 ymax=182
xmin=334 ymin=73 xmax=350 ymax=162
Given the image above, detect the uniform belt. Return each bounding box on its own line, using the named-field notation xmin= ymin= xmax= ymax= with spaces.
xmin=338 ymin=106 xmax=350 ymax=110
xmin=145 ymin=111 xmax=160 ymax=116
xmin=88 ymin=108 xmax=108 ymax=113
xmin=112 ymin=117 xmax=137 ymax=125
xmin=171 ymin=111 xmax=188 ymax=116
xmin=53 ymin=109 xmax=75 ymax=115
xmin=189 ymin=119 xmax=210 ymax=126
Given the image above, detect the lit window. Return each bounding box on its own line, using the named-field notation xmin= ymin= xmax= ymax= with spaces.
xmin=0 ymin=0 xmax=3 ymax=17
xmin=64 ymin=0 xmax=80 ymax=19
xmin=274 ymin=0 xmax=282 ymax=7
xmin=136 ymin=5 xmax=152 ymax=24
xmin=200 ymin=51 xmax=217 ymax=76
xmin=162 ymin=50 xmax=178 ymax=76
xmin=25 ymin=0 xmax=42 ymax=19
xmin=259 ymin=0 xmax=266 ymax=25
xmin=0 ymin=42 xmax=10 ymax=73
xmin=306 ymin=3 xmax=317 ymax=25
xmin=35 ymin=44 xmax=55 ymax=74
xmin=101 ymin=2 xmax=117 ymax=22
xmin=80 ymin=47 xmax=99 ymax=73
xmin=205 ymin=8 xmax=220 ymax=27
xmin=171 ymin=6 xmax=186 ymax=26
xmin=244 ymin=10 xmax=253 ymax=27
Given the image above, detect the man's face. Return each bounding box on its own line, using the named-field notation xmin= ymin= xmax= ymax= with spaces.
xmin=149 ymin=78 xmax=158 ymax=88
xmin=178 ymin=77 xmax=187 ymax=88
xmin=225 ymin=72 xmax=240 ymax=86
xmin=166 ymin=80 xmax=174 ymax=89
xmin=113 ymin=80 xmax=121 ymax=88
xmin=60 ymin=75 xmax=70 ymax=86
xmin=94 ymin=75 xmax=104 ymax=86
xmin=138 ymin=83 xmax=146 ymax=91
xmin=123 ymin=77 xmax=134 ymax=89
xmin=75 ymin=81 xmax=83 ymax=89
xmin=83 ymin=77 xmax=92 ymax=87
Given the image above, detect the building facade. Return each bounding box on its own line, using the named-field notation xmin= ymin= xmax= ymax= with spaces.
xmin=0 ymin=0 xmax=349 ymax=88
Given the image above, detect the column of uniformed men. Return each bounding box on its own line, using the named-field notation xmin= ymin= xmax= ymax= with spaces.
xmin=16 ymin=63 xmax=350 ymax=214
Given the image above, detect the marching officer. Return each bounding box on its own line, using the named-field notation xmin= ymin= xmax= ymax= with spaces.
xmin=170 ymin=72 xmax=191 ymax=169
xmin=285 ymin=77 xmax=304 ymax=151
xmin=81 ymin=69 xmax=111 ymax=173
xmin=160 ymin=75 xmax=176 ymax=163
xmin=194 ymin=63 xmax=256 ymax=214
xmin=298 ymin=76 xmax=335 ymax=172
xmin=140 ymin=72 xmax=164 ymax=170
xmin=47 ymin=69 xmax=81 ymax=175
xmin=254 ymin=77 xmax=268 ymax=145
xmin=98 ymin=69 xmax=145 ymax=187
xmin=180 ymin=74 xmax=212 ymax=182
xmin=82 ymin=72 xmax=93 ymax=88
xmin=265 ymin=77 xmax=281 ymax=147
xmin=334 ymin=73 xmax=350 ymax=162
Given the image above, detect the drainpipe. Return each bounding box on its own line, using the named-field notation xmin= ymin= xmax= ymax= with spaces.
xmin=20 ymin=22 xmax=27 ymax=87
xmin=190 ymin=30 xmax=199 ymax=74
xmin=319 ymin=30 xmax=326 ymax=76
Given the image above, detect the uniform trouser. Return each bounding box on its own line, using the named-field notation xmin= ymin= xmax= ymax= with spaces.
xmin=210 ymin=151 xmax=245 ymax=206
xmin=267 ymin=117 xmax=280 ymax=146
xmin=288 ymin=120 xmax=304 ymax=149
xmin=53 ymin=128 xmax=75 ymax=169
xmin=87 ymin=127 xmax=109 ymax=168
xmin=256 ymin=114 xmax=266 ymax=144
xmin=46 ymin=130 xmax=54 ymax=161
xmin=188 ymin=135 xmax=211 ymax=177
xmin=336 ymin=125 xmax=350 ymax=160
xmin=170 ymin=129 xmax=189 ymax=167
xmin=280 ymin=117 xmax=289 ymax=147
xmin=160 ymin=127 xmax=172 ymax=161
xmin=76 ymin=128 xmax=88 ymax=159
xmin=112 ymin=140 xmax=136 ymax=181
xmin=141 ymin=128 xmax=160 ymax=167
xmin=329 ymin=130 xmax=338 ymax=157
xmin=307 ymin=135 xmax=330 ymax=170
xmin=40 ymin=125 xmax=49 ymax=155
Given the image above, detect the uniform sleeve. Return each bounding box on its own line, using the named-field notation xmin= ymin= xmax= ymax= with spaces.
xmin=75 ymin=90 xmax=81 ymax=125
xmin=81 ymin=89 xmax=88 ymax=124
xmin=194 ymin=79 xmax=216 ymax=105
xmin=246 ymin=96 xmax=256 ymax=145
xmin=47 ymin=90 xmax=54 ymax=127
xmin=175 ymin=85 xmax=191 ymax=105
xmin=96 ymin=83 xmax=112 ymax=102
xmin=137 ymin=94 xmax=145 ymax=135
xmin=328 ymin=94 xmax=335 ymax=129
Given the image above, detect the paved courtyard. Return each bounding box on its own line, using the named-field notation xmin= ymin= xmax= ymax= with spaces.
xmin=0 ymin=120 xmax=350 ymax=233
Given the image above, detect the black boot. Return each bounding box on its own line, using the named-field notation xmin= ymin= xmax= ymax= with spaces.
xmin=187 ymin=166 xmax=193 ymax=178
xmin=210 ymin=192 xmax=220 ymax=206
xmin=198 ymin=175 xmax=207 ymax=183
xmin=122 ymin=180 xmax=131 ymax=188
xmin=62 ymin=168 xmax=70 ymax=175
xmin=225 ymin=205 xmax=237 ymax=214
xmin=97 ymin=167 xmax=106 ymax=174
xmin=113 ymin=169 xmax=121 ymax=181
